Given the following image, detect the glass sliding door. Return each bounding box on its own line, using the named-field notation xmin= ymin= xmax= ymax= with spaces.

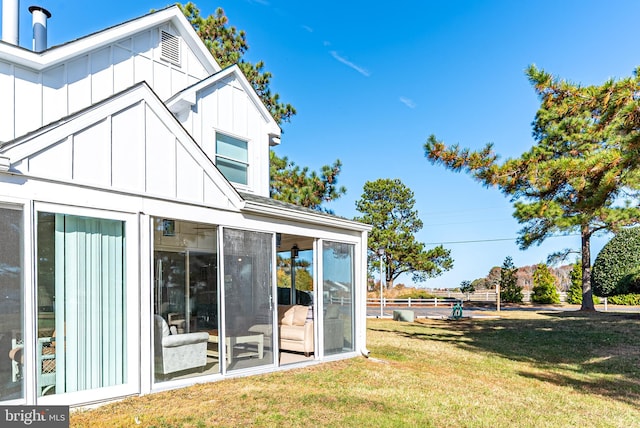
xmin=0 ymin=206 xmax=23 ymax=401
xmin=223 ymin=228 xmax=274 ymax=371
xmin=36 ymin=212 xmax=127 ymax=396
xmin=276 ymin=248 xmax=314 ymax=307
xmin=322 ymin=241 xmax=355 ymax=355
xmin=153 ymin=219 xmax=218 ymax=382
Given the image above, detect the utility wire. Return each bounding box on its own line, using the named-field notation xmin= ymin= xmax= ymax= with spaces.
xmin=425 ymin=233 xmax=580 ymax=246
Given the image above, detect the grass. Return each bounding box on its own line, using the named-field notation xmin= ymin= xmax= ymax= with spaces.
xmin=71 ymin=310 xmax=640 ymax=427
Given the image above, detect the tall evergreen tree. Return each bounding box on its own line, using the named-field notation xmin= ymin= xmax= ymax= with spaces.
xmin=500 ymin=256 xmax=522 ymax=303
xmin=354 ymin=178 xmax=453 ymax=286
xmin=567 ymin=261 xmax=583 ymax=304
xmin=178 ymin=2 xmax=346 ymax=211
xmin=268 ymin=152 xmax=346 ymax=213
xmin=425 ymin=65 xmax=640 ymax=311
xmin=500 ymin=256 xmax=523 ymax=303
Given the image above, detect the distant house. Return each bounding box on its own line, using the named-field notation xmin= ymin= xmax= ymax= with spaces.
xmin=0 ymin=2 xmax=370 ymax=406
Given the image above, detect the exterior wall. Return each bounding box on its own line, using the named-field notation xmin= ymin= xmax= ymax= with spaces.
xmin=0 ymin=173 xmax=366 ymax=406
xmin=7 ymin=92 xmax=236 ymax=211
xmin=0 ymin=8 xmax=367 ymax=408
xmin=0 ymin=22 xmax=209 ymax=142
xmin=179 ymin=74 xmax=272 ymax=197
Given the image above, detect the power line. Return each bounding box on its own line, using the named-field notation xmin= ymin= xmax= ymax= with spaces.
xmin=425 ymin=233 xmax=580 ymax=246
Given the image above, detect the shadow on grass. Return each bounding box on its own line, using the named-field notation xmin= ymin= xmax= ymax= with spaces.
xmin=370 ymin=311 xmax=640 ymax=406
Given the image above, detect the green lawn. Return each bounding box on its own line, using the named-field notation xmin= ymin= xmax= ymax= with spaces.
xmin=71 ymin=310 xmax=640 ymax=427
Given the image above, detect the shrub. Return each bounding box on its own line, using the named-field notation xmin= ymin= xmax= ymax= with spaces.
xmin=531 ymin=264 xmax=560 ymax=304
xmin=592 ymin=227 xmax=640 ymax=297
xmin=606 ymin=294 xmax=640 ymax=305
xmin=398 ymin=289 xmax=436 ymax=299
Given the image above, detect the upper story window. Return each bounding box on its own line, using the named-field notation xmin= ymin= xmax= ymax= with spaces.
xmin=216 ymin=133 xmax=248 ymax=185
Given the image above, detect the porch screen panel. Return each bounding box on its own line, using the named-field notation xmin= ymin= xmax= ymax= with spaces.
xmin=322 ymin=241 xmax=355 ymax=355
xmin=42 ymin=213 xmax=126 ymax=395
xmin=0 ymin=206 xmax=23 ymax=401
xmin=222 ymin=228 xmax=274 ymax=370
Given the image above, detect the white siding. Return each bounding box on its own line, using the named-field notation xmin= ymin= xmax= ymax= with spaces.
xmin=145 ymin=105 xmax=176 ymax=197
xmin=176 ymin=143 xmax=203 ymax=201
xmin=42 ymin=65 xmax=66 ymax=125
xmin=113 ymin=45 xmax=135 ymax=93
xmin=153 ymin=61 xmax=171 ymax=100
xmin=112 ymin=102 xmax=145 ymax=191
xmin=14 ymin=67 xmax=41 ymax=137
xmin=73 ymin=118 xmax=112 ymax=186
xmin=203 ymin=172 xmax=230 ymax=207
xmin=182 ymin=75 xmax=272 ymax=196
xmin=232 ymin=83 xmax=249 ymax=137
xmin=0 ymin=61 xmax=15 ymax=142
xmin=27 ymin=137 xmax=73 ymax=181
xmin=216 ymin=81 xmax=233 ymax=131
xmin=91 ymin=47 xmax=114 ymax=103
xmin=67 ymin=56 xmax=91 ymax=115
xmin=5 ymin=94 xmax=240 ymax=210
xmin=2 ymin=24 xmax=211 ymax=141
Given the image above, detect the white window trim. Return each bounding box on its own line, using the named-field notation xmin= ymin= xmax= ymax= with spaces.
xmin=214 ymin=130 xmax=251 ymax=188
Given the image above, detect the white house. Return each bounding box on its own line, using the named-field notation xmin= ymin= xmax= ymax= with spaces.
xmin=0 ymin=2 xmax=370 ymax=407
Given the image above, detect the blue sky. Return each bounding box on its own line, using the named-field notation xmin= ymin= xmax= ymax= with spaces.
xmin=6 ymin=0 xmax=640 ymax=288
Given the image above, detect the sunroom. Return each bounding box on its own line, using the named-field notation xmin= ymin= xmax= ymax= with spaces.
xmin=0 ymin=82 xmax=370 ymax=406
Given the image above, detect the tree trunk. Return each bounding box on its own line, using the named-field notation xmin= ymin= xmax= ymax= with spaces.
xmin=580 ymin=225 xmax=596 ymax=311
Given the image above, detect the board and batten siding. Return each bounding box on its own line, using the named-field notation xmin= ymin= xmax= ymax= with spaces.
xmin=9 ymin=92 xmax=236 ymax=211
xmin=181 ymin=75 xmax=272 ymax=197
xmin=0 ymin=24 xmax=210 ymax=143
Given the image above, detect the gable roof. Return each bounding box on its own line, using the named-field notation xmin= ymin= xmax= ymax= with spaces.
xmin=166 ymin=64 xmax=281 ymax=139
xmin=0 ymin=5 xmax=219 ymax=74
xmin=0 ymin=81 xmax=244 ymax=210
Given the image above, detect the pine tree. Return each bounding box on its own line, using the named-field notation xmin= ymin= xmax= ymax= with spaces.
xmin=354 ymin=178 xmax=453 ymax=286
xmin=500 ymin=256 xmax=523 ymax=303
xmin=425 ymin=65 xmax=640 ymax=311
xmin=179 ymin=2 xmax=346 ymax=211
xmin=531 ymin=264 xmax=560 ymax=304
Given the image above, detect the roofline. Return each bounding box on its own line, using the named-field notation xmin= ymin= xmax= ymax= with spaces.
xmin=240 ymin=197 xmax=372 ymax=232
xmin=0 ymin=81 xmax=245 ymax=209
xmin=0 ymin=5 xmax=219 ymax=74
xmin=166 ymin=64 xmax=281 ymax=137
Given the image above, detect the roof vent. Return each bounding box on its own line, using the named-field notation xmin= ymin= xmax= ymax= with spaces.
xmin=29 ymin=5 xmax=51 ymax=52
xmin=160 ymin=30 xmax=181 ymax=66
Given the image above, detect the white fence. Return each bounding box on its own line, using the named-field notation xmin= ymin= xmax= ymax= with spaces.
xmin=367 ymin=291 xmax=569 ymax=306
xmin=366 ymin=297 xmax=462 ymax=307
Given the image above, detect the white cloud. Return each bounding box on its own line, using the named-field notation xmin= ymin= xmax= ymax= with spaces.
xmin=302 ymin=25 xmax=313 ymax=33
xmin=400 ymin=97 xmax=416 ymax=108
xmin=329 ymin=51 xmax=370 ymax=77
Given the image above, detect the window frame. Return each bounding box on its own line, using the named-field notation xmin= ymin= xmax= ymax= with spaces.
xmin=214 ymin=131 xmax=250 ymax=186
xmin=33 ymin=202 xmax=140 ymax=405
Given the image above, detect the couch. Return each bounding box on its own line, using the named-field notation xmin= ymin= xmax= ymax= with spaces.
xmin=278 ymin=305 xmax=314 ymax=356
xmin=153 ymin=314 xmax=209 ymax=377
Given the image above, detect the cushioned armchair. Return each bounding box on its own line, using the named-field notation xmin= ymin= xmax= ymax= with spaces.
xmin=153 ymin=314 xmax=209 ymax=378
xmin=278 ymin=305 xmax=314 ymax=356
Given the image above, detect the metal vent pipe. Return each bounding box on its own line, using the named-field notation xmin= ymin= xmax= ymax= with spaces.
xmin=2 ymin=0 xmax=20 ymax=45
xmin=29 ymin=5 xmax=51 ymax=52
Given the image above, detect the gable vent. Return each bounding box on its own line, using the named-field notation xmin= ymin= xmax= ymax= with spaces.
xmin=160 ymin=30 xmax=181 ymax=66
